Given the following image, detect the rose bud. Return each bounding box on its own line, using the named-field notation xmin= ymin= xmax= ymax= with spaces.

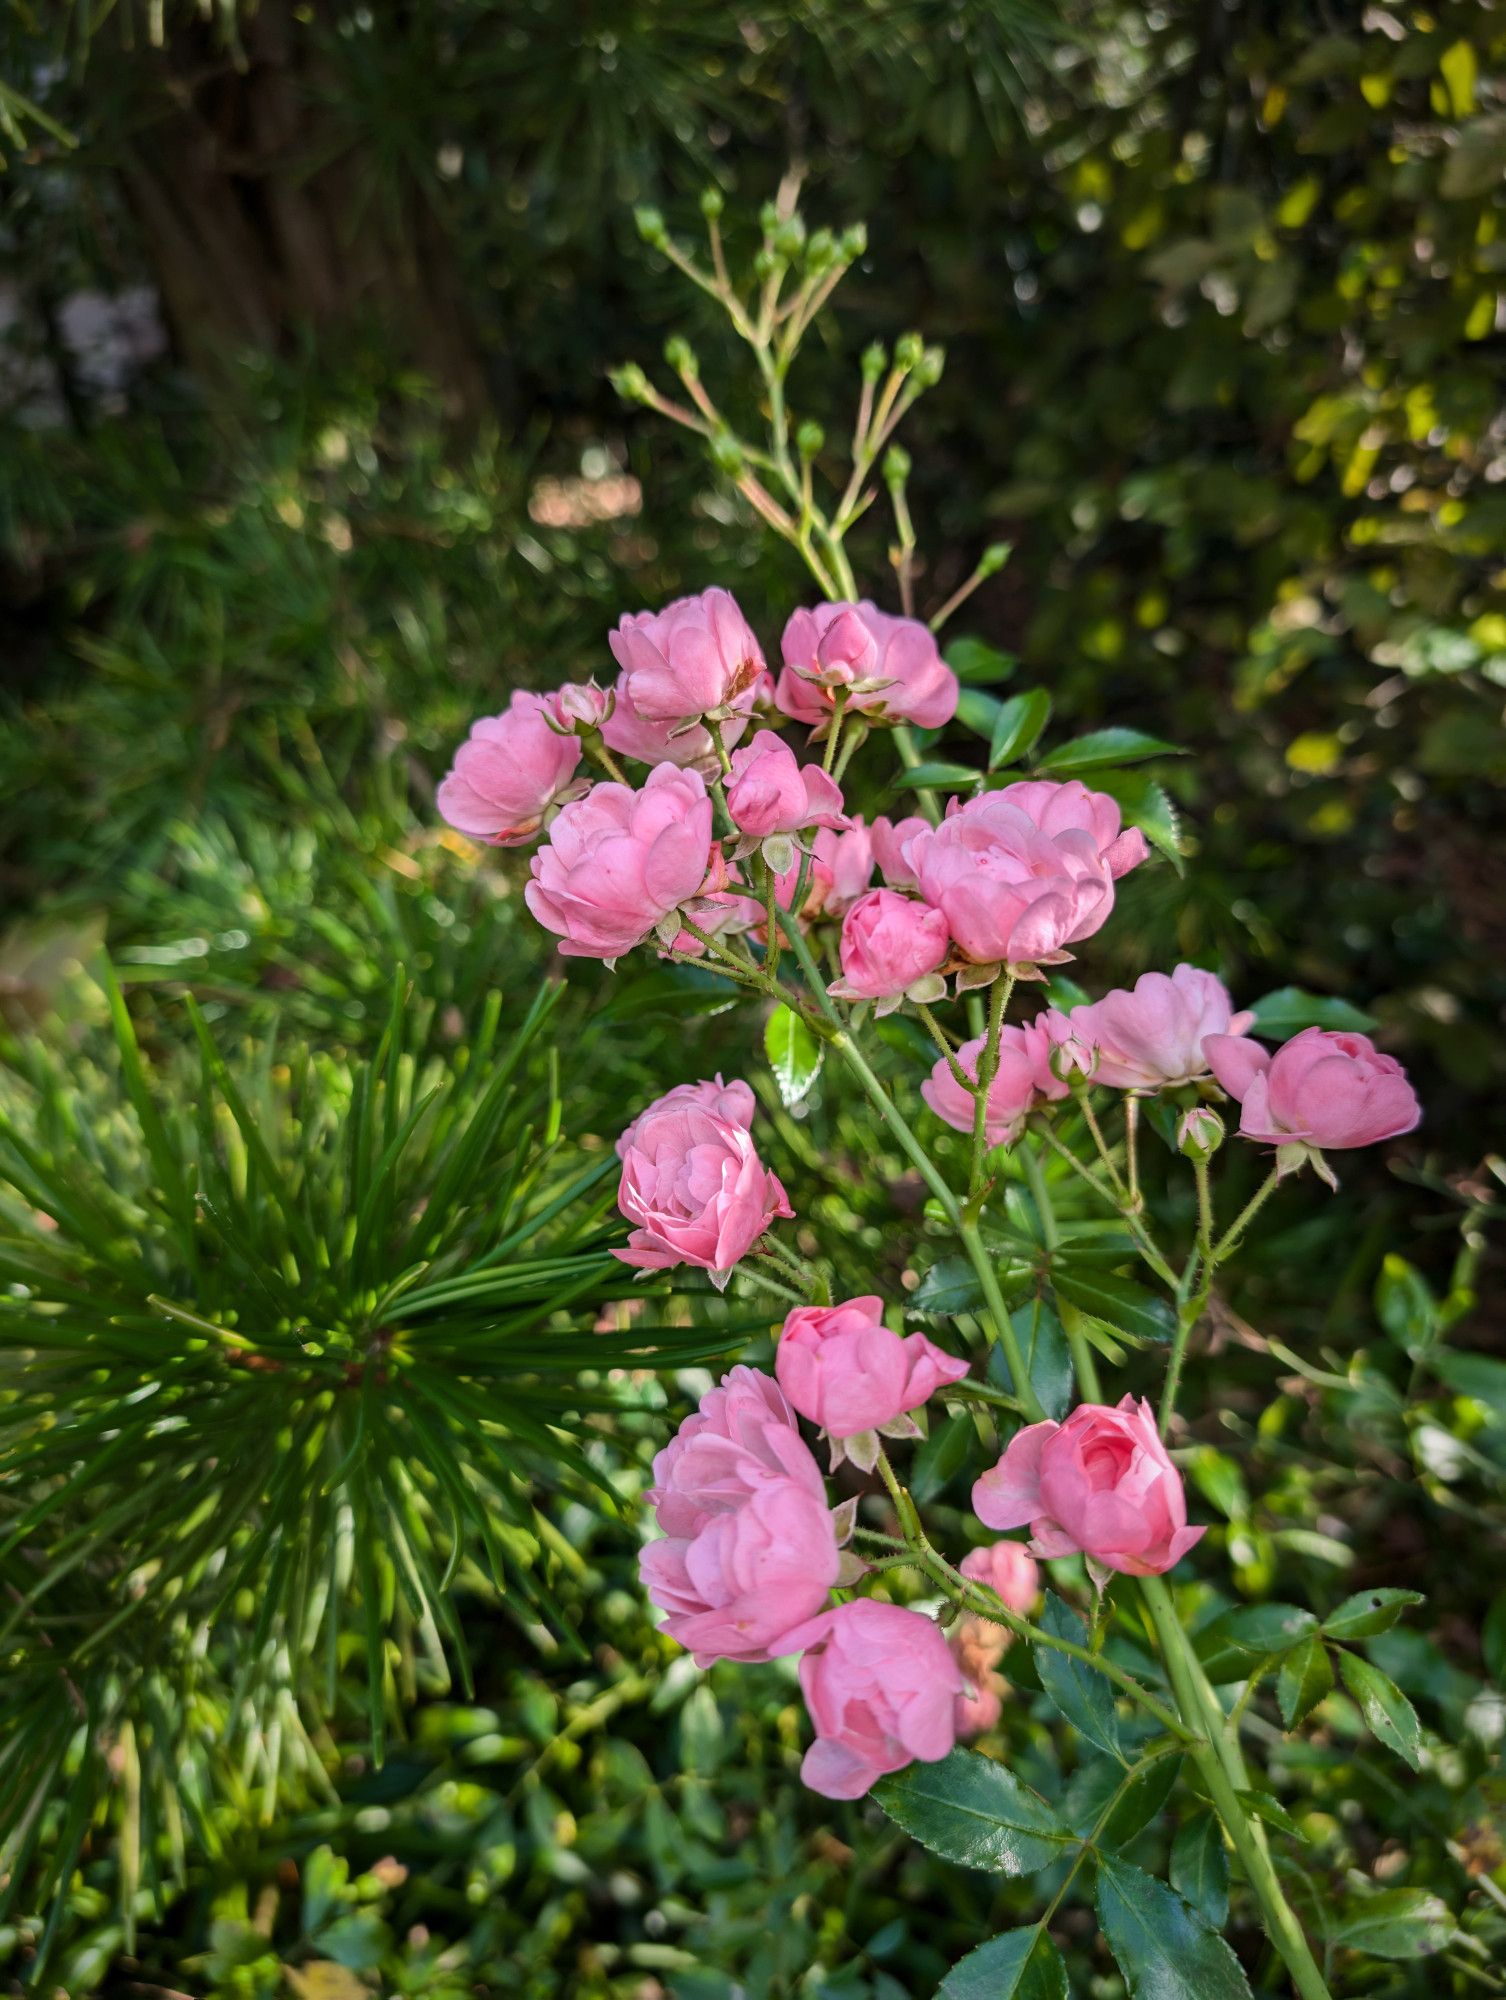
xmin=1177 ymin=1106 xmax=1226 ymax=1160
xmin=550 ymin=679 xmax=614 ymax=734
xmin=828 ymin=888 xmax=951 ymax=1013
xmin=608 ymin=586 xmax=767 ymax=722
xmin=1068 ymin=965 xmax=1254 ymax=1091
xmin=614 ymin=1077 xmax=793 ymax=1290
xmin=777 ymin=601 xmax=959 ymax=731
xmin=784 ymin=1600 xmax=965 ymax=1799
xmin=437 ymin=692 xmax=589 ymax=846
xmin=973 ymin=1396 xmax=1206 ymax=1577
xmin=921 ymin=1019 xmax=1069 ymax=1148
xmin=724 ymin=728 xmax=846 ymax=874
xmin=775 ymin=1294 xmax=968 ymax=1468
xmin=639 ymin=1365 xmax=838 ymax=1665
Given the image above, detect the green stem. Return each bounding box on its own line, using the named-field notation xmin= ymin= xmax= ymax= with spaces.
xmin=823 ymin=690 xmax=848 ymax=775
xmin=1140 ymin=1577 xmax=1332 ymax=2000
xmin=916 ymin=1002 xmax=971 ymax=1091
xmin=584 ymin=736 xmax=631 ymax=786
xmin=1211 ymin=1167 xmax=1282 ymax=1264
xmin=969 ymin=972 xmax=1013 ymax=1197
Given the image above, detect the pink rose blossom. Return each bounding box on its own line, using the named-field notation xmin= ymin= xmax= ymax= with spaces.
xmin=437 ymin=693 xmax=588 ymax=846
xmin=1205 ymin=1027 xmax=1420 ymax=1168
xmin=951 ymin=1542 xmax=1041 ymax=1737
xmin=775 ymin=1295 xmax=969 ymax=1445
xmin=829 ymin=889 xmax=951 ymax=1009
xmin=609 ymin=587 xmax=766 ymax=722
xmin=1069 ymin=964 xmax=1254 ymax=1091
xmin=725 ymin=730 xmax=846 ymax=851
xmin=773 ymin=819 xmax=876 ymax=921
xmin=640 ymin=1365 xmax=839 ymax=1666
xmin=973 ymin=1396 xmax=1205 ymax=1577
xmin=552 ymin=680 xmax=614 ymax=732
xmin=921 ymin=1020 xmax=1069 ymax=1147
xmin=786 ymin=1600 xmax=965 ymax=1799
xmin=600 ymin=670 xmax=750 ymax=775
xmin=777 ymin=602 xmax=959 ymax=730
xmin=908 ymin=781 xmax=1148 ymax=972
xmin=871 ymin=814 xmax=930 ymax=891
xmin=525 ymin=763 xmax=719 ymax=962
xmin=614 ymin=1075 xmax=793 ymax=1289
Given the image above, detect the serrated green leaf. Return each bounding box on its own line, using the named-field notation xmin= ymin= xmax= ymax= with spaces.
xmin=1065 ymin=1750 xmax=1180 ymax=1849
xmin=938 ymin=1927 xmax=1067 ymax=1999
xmin=1170 ymin=1811 xmax=1229 ymax=1928
xmin=1036 ymin=728 xmax=1186 ymax=773
xmin=913 ymin=1256 xmax=985 ymax=1317
xmin=1037 ymin=1593 xmax=1123 ymax=1759
xmin=872 ymin=1748 xmax=1070 ymax=1874
xmin=988 ymin=689 xmax=1053 ymax=769
xmin=1052 ymin=1266 xmax=1175 ymax=1345
xmin=1339 ymin=1652 xmax=1423 ymax=1769
xmin=905 ymin=759 xmax=984 ymax=791
xmin=763 ymin=1003 xmax=822 ymax=1107
xmin=1011 ymin=1295 xmax=1074 ymax=1420
xmin=1096 ymin=1856 xmax=1253 ymax=2000
xmin=1092 ymin=768 xmax=1185 ymax=873
xmin=946 ymin=636 xmax=1019 ymax=686
xmin=1321 ymin=1588 xmax=1423 ymax=1642
xmin=1194 ymin=1603 xmax=1317 ymax=1682
xmin=1278 ymin=1632 xmax=1334 ymax=1728
xmin=909 ymin=1409 xmax=975 ymax=1505
xmin=1234 ymin=1788 xmax=1304 ymax=1840
xmin=1248 ymin=987 xmax=1378 ymax=1039
xmin=1333 ymin=1888 xmax=1455 ymax=1958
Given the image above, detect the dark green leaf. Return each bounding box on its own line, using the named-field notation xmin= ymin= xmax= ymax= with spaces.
xmin=1092 ymin=769 xmax=1185 ymax=873
xmin=1065 ymin=1750 xmax=1180 ymax=1848
xmin=1374 ymin=1256 xmax=1438 ymax=1357
xmin=1011 ymin=1295 xmax=1074 ymax=1419
xmin=1339 ymin=1652 xmax=1424 ymax=1769
xmin=1096 ymin=1856 xmax=1253 ymax=2000
xmin=1321 ymin=1589 xmax=1423 ymax=1642
xmin=1052 ymin=1266 xmax=1176 ymax=1346
xmin=910 ymin=1409 xmax=975 ymax=1505
xmin=1277 ymin=1632 xmax=1334 ymax=1729
xmin=1037 ymin=1593 xmax=1122 ymax=1759
xmin=1333 ymin=1889 xmax=1455 ymax=1958
xmin=1036 ymin=728 xmax=1186 ymax=773
xmin=1234 ymin=1789 xmax=1303 ymax=1840
xmin=937 ymin=1928 xmax=1067 ymax=1999
xmin=1170 ymin=1812 xmax=1229 ymax=1928
xmin=913 ymin=1257 xmax=985 ymax=1317
xmin=1194 ymin=1603 xmax=1317 ymax=1682
xmin=988 ymin=689 xmax=1053 ymax=770
xmin=1248 ymin=988 xmax=1377 ymax=1039
xmin=955 ymin=688 xmax=1007 ymax=740
xmin=764 ymin=1004 xmax=823 ymax=1107
xmin=946 ymin=636 xmax=1019 ymax=686
xmin=904 ymin=761 xmax=983 ymax=791
xmin=872 ymin=1747 xmax=1070 ymax=1875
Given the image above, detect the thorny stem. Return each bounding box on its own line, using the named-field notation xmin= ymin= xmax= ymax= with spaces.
xmin=916 ymin=1003 xmax=971 ymax=1090
xmin=969 ymin=972 xmax=1013 ymax=1197
xmin=823 ymin=690 xmax=849 ymax=775
xmin=584 ymin=736 xmax=631 ymax=786
xmin=1211 ymin=1167 xmax=1282 ymax=1263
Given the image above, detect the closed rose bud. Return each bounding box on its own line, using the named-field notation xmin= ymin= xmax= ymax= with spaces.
xmin=725 ymin=730 xmax=846 ymax=845
xmin=614 ymin=1077 xmax=793 ymax=1289
xmin=609 ymin=587 xmax=767 ymax=722
xmin=640 ymin=1365 xmax=838 ymax=1665
xmin=437 ymin=693 xmax=588 ymax=846
xmin=828 ymin=889 xmax=950 ymax=1008
xmin=921 ymin=1020 xmax=1069 ymax=1148
xmin=552 ymin=680 xmax=614 ymax=733
xmin=525 ymin=764 xmax=718 ymax=962
xmin=1178 ymin=1107 xmax=1225 ymax=1159
xmin=785 ymin=1600 xmax=965 ymax=1799
xmin=1204 ymin=1027 xmax=1421 ymax=1162
xmin=973 ymin=1396 xmax=1206 ymax=1578
xmin=1069 ymin=965 xmax=1253 ymax=1091
xmin=777 ymin=601 xmax=958 ymax=730
xmin=775 ymin=1295 xmax=968 ymax=1441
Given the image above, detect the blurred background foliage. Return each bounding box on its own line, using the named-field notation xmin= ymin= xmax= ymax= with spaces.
xmin=0 ymin=0 xmax=1503 ymax=1994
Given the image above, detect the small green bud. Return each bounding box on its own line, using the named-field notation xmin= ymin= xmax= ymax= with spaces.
xmin=608 ymin=362 xmax=651 ymax=404
xmin=977 ymin=542 xmax=1012 ymax=578
xmin=710 ymin=430 xmax=745 ymax=475
xmin=839 ymin=222 xmax=868 ymax=261
xmin=860 ymin=341 xmax=887 ymax=383
xmin=759 ymin=199 xmax=781 ymax=237
xmin=796 ymin=419 xmax=825 ymax=458
xmin=1178 ymin=1107 xmax=1226 ymax=1161
xmin=883 ymin=443 xmax=912 ymax=487
xmin=804 ymin=227 xmax=836 ymax=271
xmin=915 ymin=345 xmax=946 ymax=387
xmin=753 ymin=246 xmax=780 ymax=283
xmin=894 ymin=331 xmax=925 ymax=371
xmin=699 ymin=185 xmax=725 ymax=220
xmin=634 ymin=205 xmax=668 ymax=249
xmin=772 ymin=215 xmax=806 ymax=260
xmin=664 ymin=334 xmax=697 ymax=378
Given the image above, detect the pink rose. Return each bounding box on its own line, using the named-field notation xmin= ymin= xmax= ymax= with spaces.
xmin=552 ymin=680 xmax=614 ymax=732
xmin=525 ymin=763 xmax=719 ymax=962
xmin=773 ymin=818 xmax=876 ymax=922
xmin=921 ymin=1020 xmax=1069 ymax=1147
xmin=871 ymin=814 xmax=930 ymax=891
xmin=973 ymin=1396 xmax=1206 ymax=1577
xmin=1070 ymin=965 xmax=1254 ymax=1090
xmin=640 ymin=1365 xmax=839 ymax=1666
xmin=600 ymin=670 xmax=750 ymax=775
xmin=1205 ymin=1026 xmax=1420 ymax=1165
xmin=788 ymin=1600 xmax=965 ymax=1799
xmin=725 ymin=729 xmax=846 ymax=851
xmin=609 ymin=587 xmax=766 ymax=722
xmin=951 ymin=1542 xmax=1040 ymax=1737
xmin=829 ymin=889 xmax=951 ymax=1009
xmin=775 ymin=1295 xmax=969 ymax=1445
xmin=777 ymin=602 xmax=959 ymax=730
xmin=909 ymin=781 xmax=1147 ymax=971
xmin=437 ymin=692 xmax=588 ymax=845
xmin=614 ymin=1075 xmax=793 ymax=1289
